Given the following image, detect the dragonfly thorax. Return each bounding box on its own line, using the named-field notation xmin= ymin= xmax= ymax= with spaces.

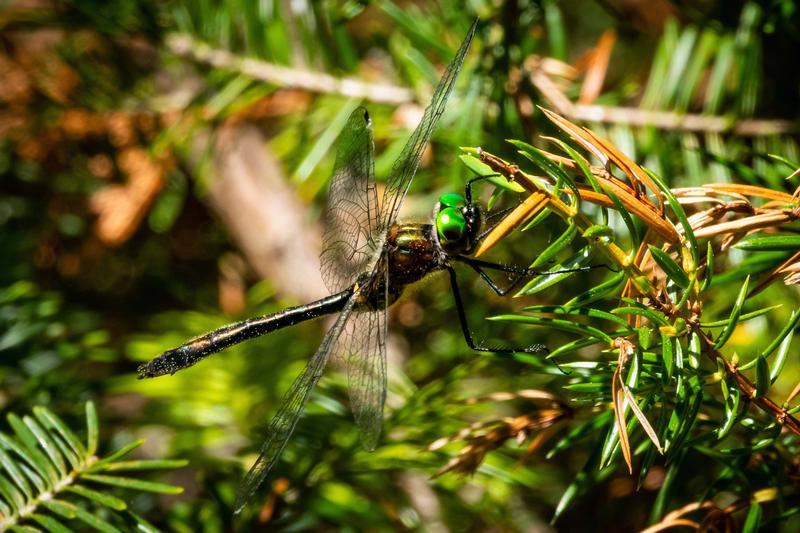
xmin=353 ymin=223 xmax=444 ymax=311
xmin=387 ymin=223 xmax=445 ymax=285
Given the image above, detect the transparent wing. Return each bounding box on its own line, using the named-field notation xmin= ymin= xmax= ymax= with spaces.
xmin=334 ymin=279 xmax=388 ymax=451
xmin=380 ymin=19 xmax=477 ymax=227
xmin=233 ymin=295 xmax=357 ymax=514
xmin=319 ymin=107 xmax=380 ymax=293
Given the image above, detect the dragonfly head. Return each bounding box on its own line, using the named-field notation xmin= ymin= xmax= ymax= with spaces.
xmin=434 ymin=193 xmax=482 ymax=254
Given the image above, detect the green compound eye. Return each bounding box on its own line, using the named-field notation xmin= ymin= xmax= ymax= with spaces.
xmin=436 ymin=206 xmax=467 ymax=243
xmin=438 ymin=193 xmax=467 ymax=209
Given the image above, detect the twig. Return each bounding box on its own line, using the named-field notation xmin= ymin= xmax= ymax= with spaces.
xmin=565 ymin=104 xmax=796 ymax=136
xmin=166 ymin=33 xmax=414 ymax=105
xmin=699 ymin=331 xmax=800 ymax=437
xmin=692 ymin=210 xmax=798 ymax=239
xmin=525 ymin=56 xmax=798 ymax=136
xmin=475 ymin=149 xmax=660 ymax=301
xmin=475 ymin=144 xmax=800 ymax=438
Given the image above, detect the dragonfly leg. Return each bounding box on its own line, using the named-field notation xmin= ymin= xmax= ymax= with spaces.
xmin=475 ymin=204 xmax=523 ymax=243
xmin=446 ymin=266 xmax=547 ymax=356
xmin=464 ymin=173 xmax=501 ymax=203
xmin=469 ymin=263 xmax=527 ymax=296
xmin=455 ymin=255 xmax=614 ymax=296
xmin=484 ymin=201 xmax=521 ymax=223
xmin=452 ymin=256 xmax=532 ymax=296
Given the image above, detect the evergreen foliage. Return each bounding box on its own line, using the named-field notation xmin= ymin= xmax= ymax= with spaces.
xmin=0 ymin=402 xmax=186 ymax=532
xmin=2 ymin=0 xmax=799 ymax=529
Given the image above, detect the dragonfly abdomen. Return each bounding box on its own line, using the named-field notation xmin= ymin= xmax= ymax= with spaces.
xmin=137 ymin=287 xmax=354 ymax=378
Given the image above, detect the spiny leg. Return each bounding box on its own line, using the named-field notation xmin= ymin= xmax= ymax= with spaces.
xmin=464 ymin=173 xmax=501 ymax=204
xmin=485 ymin=202 xmax=520 ymax=223
xmin=465 ymin=263 xmax=528 ymax=297
xmin=446 ymin=266 xmax=547 ymax=355
xmin=455 ymin=256 xmax=615 ymax=296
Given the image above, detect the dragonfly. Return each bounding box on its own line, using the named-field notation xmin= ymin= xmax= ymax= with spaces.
xmin=138 ymin=19 xmax=559 ymax=512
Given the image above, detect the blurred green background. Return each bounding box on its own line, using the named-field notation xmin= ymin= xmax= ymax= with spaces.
xmin=1 ymin=0 xmax=799 ymax=530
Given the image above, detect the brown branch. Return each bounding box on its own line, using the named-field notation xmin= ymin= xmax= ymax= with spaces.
xmin=565 ymin=104 xmax=796 ymax=136
xmin=692 ymin=211 xmax=798 ymax=239
xmin=475 ymin=149 xmax=662 ymax=302
xmin=474 ymin=135 xmax=800 ymax=439
xmin=699 ymin=331 xmax=800 ymax=437
xmin=526 ymin=56 xmax=798 ymax=136
xmin=166 ymin=34 xmax=414 ymax=105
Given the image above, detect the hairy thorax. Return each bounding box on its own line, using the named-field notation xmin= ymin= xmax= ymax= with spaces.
xmin=355 ymin=223 xmax=444 ymax=311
